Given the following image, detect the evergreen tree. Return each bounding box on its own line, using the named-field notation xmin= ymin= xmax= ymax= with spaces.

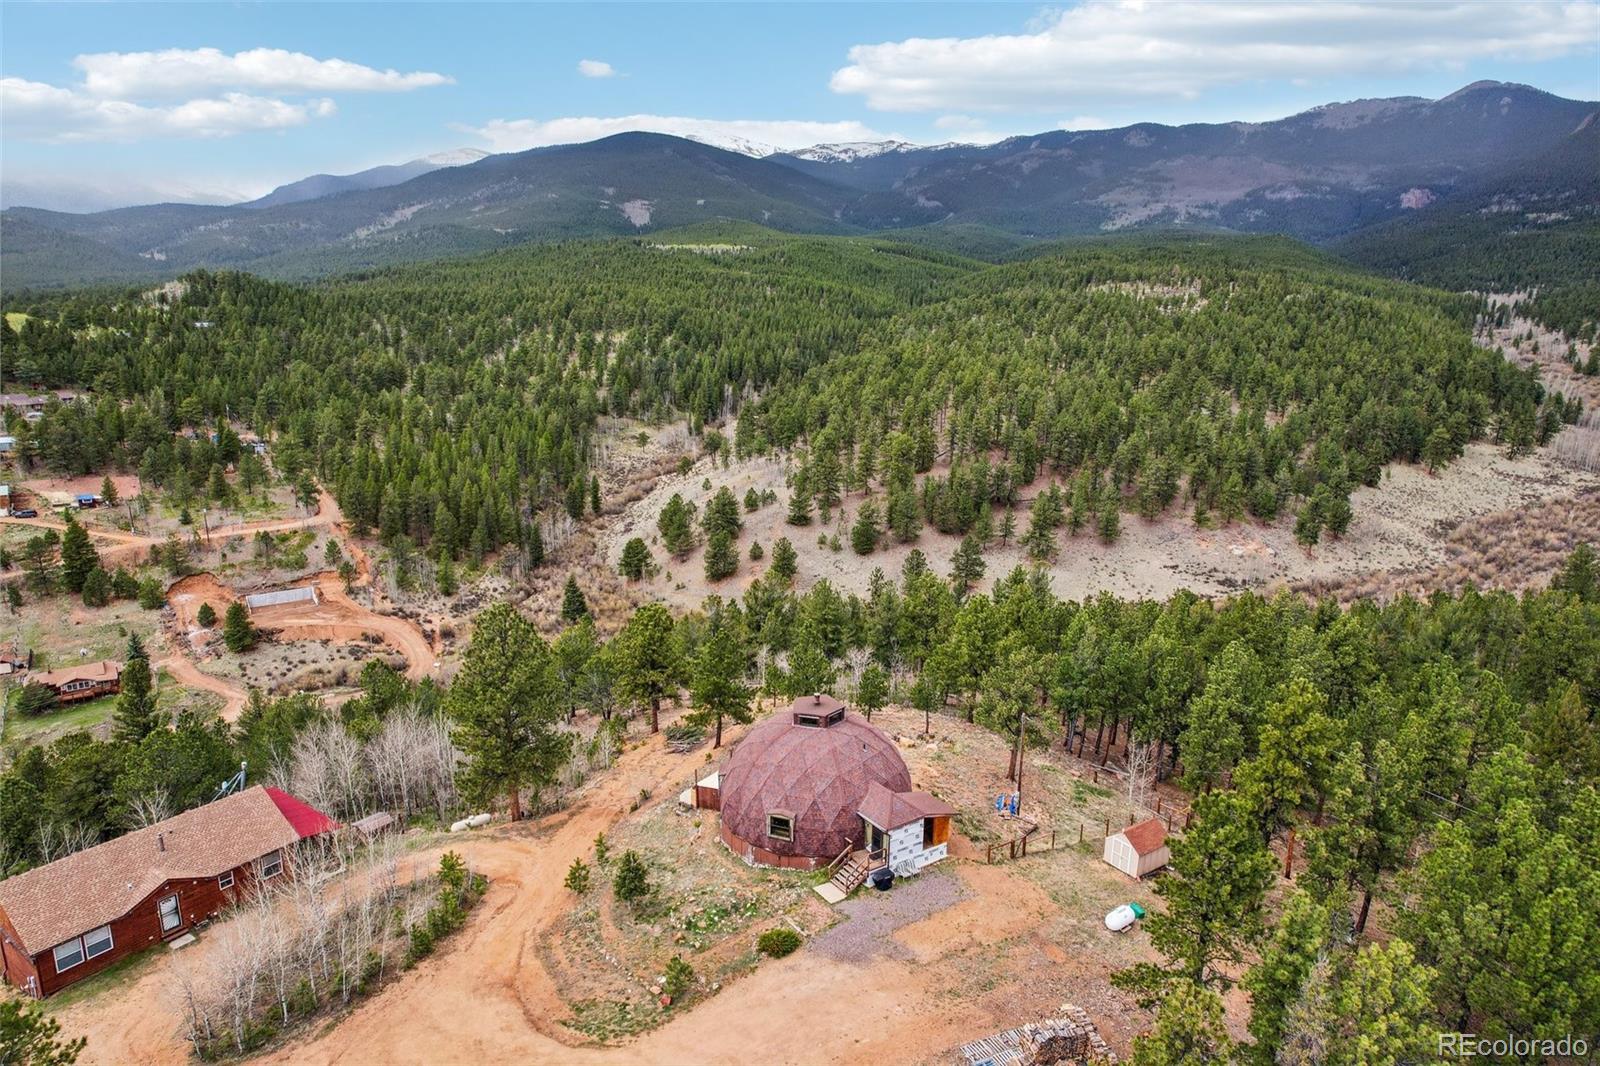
xmin=1116 ymin=791 xmax=1275 ymax=1000
xmin=786 ymin=617 xmax=837 ymax=697
xmin=616 ymin=603 xmax=685 ymax=734
xmin=704 ymin=529 xmax=738 ymax=581
xmin=589 ymin=474 xmax=601 ymax=516
xmin=1131 ymin=980 xmax=1235 ymax=1066
xmin=560 ymin=575 xmax=590 ymax=623
xmin=222 ymin=601 xmax=257 ymax=652
xmin=850 ymin=500 xmax=882 ymax=555
xmin=743 ymin=487 xmax=760 ymax=512
xmin=1243 ymin=891 xmax=1329 ymax=1060
xmin=619 ymin=537 xmax=652 ymax=580
xmin=703 ymin=487 xmax=742 ymax=539
xmin=613 ymin=849 xmax=650 ymax=904
xmin=79 ymin=566 xmax=111 ymax=608
xmin=857 ymin=663 xmax=889 ymax=721
xmin=949 ymin=533 xmax=986 ymax=599
xmin=770 ymin=537 xmax=798 ymax=585
xmin=1328 ymin=941 xmax=1437 ymax=1066
xmin=99 ymin=476 xmax=119 ymax=508
xmin=113 ymin=655 xmax=160 ymax=743
xmin=59 ymin=514 xmax=99 ymax=594
xmin=686 ymin=613 xmax=753 ymax=747
xmin=0 ymin=998 xmax=86 ymax=1066
xmin=446 ymin=602 xmax=571 ymax=821
xmin=196 ymin=602 xmax=217 ymax=628
xmin=659 ymin=494 xmax=696 ymax=556
xmin=1551 ymin=541 xmax=1597 ymax=602
xmin=1097 ymin=483 xmax=1122 ymax=542
xmin=785 ymin=489 xmax=813 ymax=526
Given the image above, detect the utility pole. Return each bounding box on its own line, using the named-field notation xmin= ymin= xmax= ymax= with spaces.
xmin=1014 ymin=708 xmax=1026 ymax=815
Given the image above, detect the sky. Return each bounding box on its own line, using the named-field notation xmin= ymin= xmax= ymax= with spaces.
xmin=2 ymin=1 xmax=1597 ymax=212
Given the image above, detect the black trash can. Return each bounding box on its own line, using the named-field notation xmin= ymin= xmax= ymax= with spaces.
xmin=870 ymin=868 xmax=894 ymax=891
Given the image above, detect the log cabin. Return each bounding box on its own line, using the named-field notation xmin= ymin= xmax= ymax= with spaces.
xmin=0 ymin=785 xmax=336 ymax=997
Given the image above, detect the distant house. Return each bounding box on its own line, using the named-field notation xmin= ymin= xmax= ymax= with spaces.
xmin=0 ymin=786 xmax=337 ymax=997
xmin=74 ymin=493 xmax=100 ymax=509
xmin=1102 ymin=817 xmax=1170 ymax=879
xmin=31 ymin=660 xmax=122 ymax=704
xmin=0 ymin=642 xmax=31 ymax=675
xmin=0 ymin=436 xmax=15 ymax=454
xmin=0 ymin=484 xmax=11 ymax=514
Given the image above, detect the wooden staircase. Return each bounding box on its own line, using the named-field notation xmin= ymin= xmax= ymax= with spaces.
xmin=828 ymin=854 xmax=870 ymax=896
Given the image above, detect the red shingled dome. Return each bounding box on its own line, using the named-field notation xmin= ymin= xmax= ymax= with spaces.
xmin=719 ymin=697 xmax=911 ymax=868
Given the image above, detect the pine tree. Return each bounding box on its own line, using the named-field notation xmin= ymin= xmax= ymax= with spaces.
xmin=850 ymin=500 xmax=882 ymax=555
xmin=99 ymin=476 xmax=119 ymax=507
xmin=857 ymin=663 xmax=889 ymax=721
xmin=564 ymin=479 xmax=586 ymax=521
xmin=528 ymin=521 xmax=546 ymax=569
xmin=786 ymin=617 xmax=837 ymax=697
xmin=616 ymin=603 xmax=685 ymax=734
xmin=949 ymin=533 xmax=986 ymax=599
xmin=113 ymin=654 xmax=160 ymax=743
xmin=59 ymin=514 xmax=100 ymax=594
xmin=1097 ymin=483 xmax=1122 ymax=543
xmin=770 ymin=537 xmax=798 ymax=585
xmin=704 ymin=529 xmax=738 ymax=581
xmin=1243 ymin=891 xmax=1329 ymax=1060
xmin=686 ymin=614 xmax=752 ymax=747
xmin=560 ymin=575 xmax=590 ymax=623
xmin=703 ymin=487 xmax=742 ymax=539
xmin=659 ymin=494 xmax=697 ymax=556
xmin=1131 ymin=980 xmax=1235 ymax=1066
xmin=196 ymin=602 xmax=217 ymax=628
xmin=619 ymin=537 xmax=652 ymax=580
xmin=785 ymin=489 xmax=813 ymax=526
xmin=613 ymin=849 xmax=650 ymax=904
xmin=80 ymin=567 xmax=111 ymax=608
xmin=743 ymin=487 xmax=760 ymax=512
xmin=1551 ymin=541 xmax=1597 ymax=602
xmin=589 ymin=474 xmax=601 ymax=516
xmin=446 ymin=602 xmax=571 ymax=821
xmin=222 ymin=601 xmax=257 ymax=653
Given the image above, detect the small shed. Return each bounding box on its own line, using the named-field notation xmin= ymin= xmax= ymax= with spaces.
xmin=1102 ymin=817 xmax=1169 ymax=879
xmin=351 ymin=812 xmax=395 ymax=839
xmin=858 ymin=780 xmax=955 ymax=875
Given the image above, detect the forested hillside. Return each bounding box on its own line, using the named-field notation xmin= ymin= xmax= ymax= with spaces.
xmin=1 ymin=230 xmax=978 ymax=560
xmin=4 ymin=230 xmax=1582 ymax=563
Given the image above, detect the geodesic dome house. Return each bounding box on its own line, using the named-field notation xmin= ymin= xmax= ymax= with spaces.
xmin=717 ymin=695 xmax=913 ymax=869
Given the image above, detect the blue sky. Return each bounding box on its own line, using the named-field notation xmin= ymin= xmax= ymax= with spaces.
xmin=2 ymin=1 xmax=1596 ymax=211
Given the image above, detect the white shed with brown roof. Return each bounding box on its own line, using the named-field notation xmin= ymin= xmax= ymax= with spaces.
xmin=1103 ymin=817 xmax=1170 ymax=879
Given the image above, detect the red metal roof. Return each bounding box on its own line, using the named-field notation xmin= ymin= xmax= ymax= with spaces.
xmin=720 ymin=700 xmax=911 ymax=861
xmin=264 ymin=786 xmax=340 ymax=838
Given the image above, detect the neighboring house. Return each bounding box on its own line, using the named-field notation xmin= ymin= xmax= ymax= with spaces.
xmin=0 ymin=484 xmax=11 ymax=514
xmin=0 ymin=786 xmax=337 ymax=997
xmin=0 ymin=437 xmax=15 ymax=454
xmin=857 ymin=780 xmax=955 ymax=875
xmin=30 ymin=660 xmax=123 ymax=704
xmin=74 ymin=493 xmax=100 ymax=509
xmin=1102 ymin=817 xmax=1170 ymax=879
xmin=0 ymin=643 xmax=31 ymax=675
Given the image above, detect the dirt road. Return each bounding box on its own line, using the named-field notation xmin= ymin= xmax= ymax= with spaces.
xmin=53 ymin=720 xmax=1092 ymax=1066
xmin=156 ymin=654 xmax=248 ymax=721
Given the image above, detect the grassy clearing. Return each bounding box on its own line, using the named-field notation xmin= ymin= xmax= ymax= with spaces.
xmin=4 ymin=693 xmax=119 ymax=745
xmin=40 ymin=941 xmax=164 ymax=1012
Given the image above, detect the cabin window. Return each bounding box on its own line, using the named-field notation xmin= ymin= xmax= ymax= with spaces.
xmin=218 ymin=871 xmax=235 ymax=890
xmin=826 ymin=708 xmax=845 ymax=725
xmin=83 ymin=925 xmax=113 ymax=960
xmin=767 ymin=813 xmax=794 ymax=841
xmin=260 ymin=850 xmax=283 ymax=880
xmin=794 ymin=714 xmax=821 ymax=728
xmin=52 ymin=940 xmax=84 ymax=972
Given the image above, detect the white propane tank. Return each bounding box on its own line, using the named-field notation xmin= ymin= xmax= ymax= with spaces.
xmin=466 ymin=813 xmax=492 ymax=828
xmin=449 ymin=818 xmax=471 ymax=832
xmin=1105 ymin=904 xmax=1137 ymax=932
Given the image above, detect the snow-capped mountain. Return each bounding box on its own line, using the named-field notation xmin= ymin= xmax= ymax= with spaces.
xmin=785 ymin=140 xmax=925 ymax=163
xmin=418 ymin=148 xmax=492 ymax=166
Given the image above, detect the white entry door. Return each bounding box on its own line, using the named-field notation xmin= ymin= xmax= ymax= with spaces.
xmin=158 ymin=894 xmax=181 ymax=934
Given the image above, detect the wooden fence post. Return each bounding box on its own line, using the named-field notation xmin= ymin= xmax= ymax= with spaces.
xmin=1050 ymin=831 xmax=1057 ymax=851
xmin=1078 ymin=823 xmax=1084 ymax=844
xmin=1156 ymin=796 xmax=1163 ymax=815
xmin=987 ymin=843 xmax=993 ymax=864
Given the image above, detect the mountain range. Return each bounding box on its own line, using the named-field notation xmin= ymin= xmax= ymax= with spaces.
xmin=2 ymin=81 xmax=1594 ymax=291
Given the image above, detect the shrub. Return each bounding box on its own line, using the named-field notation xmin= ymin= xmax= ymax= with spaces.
xmin=16 ymin=683 xmax=58 ymax=717
xmin=758 ymin=927 xmax=802 ymax=958
xmin=593 ymin=832 xmax=610 ymax=865
xmin=564 ymin=857 xmax=591 ymax=894
xmin=663 ymin=954 xmax=695 ymax=998
xmin=613 ymin=849 xmax=650 ymax=904
xmin=137 ymin=577 xmax=165 ymax=609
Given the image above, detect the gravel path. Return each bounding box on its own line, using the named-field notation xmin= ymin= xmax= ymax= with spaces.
xmin=811 ymin=870 xmax=968 ymax=964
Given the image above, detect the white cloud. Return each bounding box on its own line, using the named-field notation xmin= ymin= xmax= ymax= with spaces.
xmin=1 ymin=77 xmax=334 ymax=142
xmin=464 ymin=113 xmax=898 ymax=154
xmin=831 ymin=1 xmax=1600 ymax=111
xmin=577 ymin=59 xmax=617 ymax=79
xmin=3 ymin=46 xmax=448 ymax=143
xmin=74 ymin=47 xmax=451 ymax=98
xmin=0 ymin=168 xmax=271 ymax=212
xmin=1058 ymin=116 xmax=1110 ymax=131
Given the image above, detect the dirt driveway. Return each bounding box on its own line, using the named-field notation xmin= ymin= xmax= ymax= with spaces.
xmin=53 ymin=719 xmax=1129 ymax=1066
